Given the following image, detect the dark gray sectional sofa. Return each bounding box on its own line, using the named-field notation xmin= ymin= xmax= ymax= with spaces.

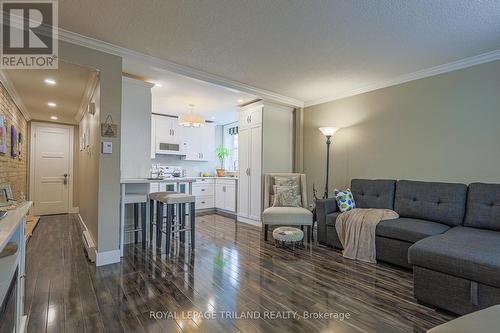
xmin=316 ymin=179 xmax=500 ymax=315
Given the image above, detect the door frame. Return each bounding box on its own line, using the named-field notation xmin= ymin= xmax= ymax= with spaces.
xmin=29 ymin=121 xmax=75 ymax=214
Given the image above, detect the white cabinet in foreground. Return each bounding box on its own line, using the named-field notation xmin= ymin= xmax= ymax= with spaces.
xmin=215 ymin=178 xmax=237 ymax=213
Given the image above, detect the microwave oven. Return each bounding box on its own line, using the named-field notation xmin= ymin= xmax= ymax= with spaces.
xmin=155 ymin=138 xmax=186 ymax=155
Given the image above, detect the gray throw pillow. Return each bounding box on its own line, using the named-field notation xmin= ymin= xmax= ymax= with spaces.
xmin=273 ymin=185 xmax=302 ymax=207
xmin=273 ymin=176 xmax=301 ymax=195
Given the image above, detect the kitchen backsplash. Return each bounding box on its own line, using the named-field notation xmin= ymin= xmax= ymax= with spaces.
xmin=151 ymin=154 xmax=218 ymax=176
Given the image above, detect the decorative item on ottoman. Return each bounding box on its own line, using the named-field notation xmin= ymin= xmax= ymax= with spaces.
xmin=272 ymin=226 xmax=304 ymax=249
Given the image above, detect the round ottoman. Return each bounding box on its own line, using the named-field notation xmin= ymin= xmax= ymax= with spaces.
xmin=272 ymin=227 xmax=304 ymax=249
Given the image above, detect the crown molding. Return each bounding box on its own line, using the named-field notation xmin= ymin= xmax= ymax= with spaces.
xmin=0 ymin=70 xmax=31 ymax=121
xmin=57 ymin=29 xmax=304 ymax=108
xmin=75 ymin=70 xmax=100 ymax=123
xmin=305 ymin=49 xmax=500 ymax=107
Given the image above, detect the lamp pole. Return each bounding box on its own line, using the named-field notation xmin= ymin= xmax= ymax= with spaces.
xmin=324 ymin=135 xmax=332 ymax=199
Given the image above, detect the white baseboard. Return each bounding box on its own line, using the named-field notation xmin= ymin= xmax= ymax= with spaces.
xmin=69 ymin=206 xmax=80 ymax=213
xmin=96 ymin=249 xmax=120 ymax=266
xmin=77 ymin=213 xmax=87 ymax=231
xmin=237 ymin=215 xmax=262 ymax=227
xmin=78 ymin=214 xmax=120 ymax=266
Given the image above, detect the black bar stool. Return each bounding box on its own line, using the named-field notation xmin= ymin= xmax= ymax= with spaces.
xmin=123 ymin=194 xmax=147 ymax=247
xmin=149 ymin=192 xmax=196 ymax=253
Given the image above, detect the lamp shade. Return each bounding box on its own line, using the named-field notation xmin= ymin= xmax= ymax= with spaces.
xmin=178 ymin=113 xmax=205 ymax=127
xmin=319 ymin=127 xmax=339 ymax=137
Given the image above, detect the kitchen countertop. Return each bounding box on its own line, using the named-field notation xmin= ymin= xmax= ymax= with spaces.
xmin=120 ymin=176 xmax=238 ymax=184
xmin=121 ymin=178 xmax=198 ymax=184
xmin=193 ymin=176 xmax=238 ymax=180
xmin=0 ymin=201 xmax=32 ymax=253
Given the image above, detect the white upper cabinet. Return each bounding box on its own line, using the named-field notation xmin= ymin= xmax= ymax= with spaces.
xmin=154 ymin=115 xmax=184 ymax=142
xmin=182 ymin=124 xmax=215 ymax=162
xmin=152 ymin=114 xmax=186 ymax=156
xmin=151 ymin=114 xmax=215 ymax=160
xmin=239 ymin=104 xmax=262 ymax=129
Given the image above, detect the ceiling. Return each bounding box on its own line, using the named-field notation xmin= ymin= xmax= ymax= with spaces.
xmin=58 ymin=0 xmax=500 ymax=105
xmin=124 ymin=61 xmax=257 ymax=125
xmin=6 ymin=61 xmax=94 ymax=124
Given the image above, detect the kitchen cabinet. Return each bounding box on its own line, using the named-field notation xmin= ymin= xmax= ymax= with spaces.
xmin=238 ymin=103 xmax=262 ymax=223
xmin=215 ymin=179 xmax=236 ymax=212
xmin=181 ymin=125 xmax=215 ymax=162
xmin=154 ymin=114 xmax=183 ymax=141
xmin=192 ymin=179 xmax=215 ymax=210
xmin=152 ymin=114 xmax=186 ymax=156
xmin=237 ymin=101 xmax=294 ymax=225
xmin=239 ymin=104 xmax=262 ymax=129
xmin=151 ymin=114 xmax=215 ymax=160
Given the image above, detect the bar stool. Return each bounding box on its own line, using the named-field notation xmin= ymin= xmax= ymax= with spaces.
xmin=123 ymin=193 xmax=147 ymax=247
xmin=149 ymin=192 xmax=196 ymax=253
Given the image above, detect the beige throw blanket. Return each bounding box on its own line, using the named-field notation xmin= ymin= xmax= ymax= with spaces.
xmin=335 ymin=208 xmax=399 ymax=263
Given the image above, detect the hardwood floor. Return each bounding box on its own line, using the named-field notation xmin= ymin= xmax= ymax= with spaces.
xmin=25 ymin=214 xmax=454 ymax=333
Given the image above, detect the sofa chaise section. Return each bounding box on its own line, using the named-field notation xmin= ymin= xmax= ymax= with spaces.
xmin=409 ymin=183 xmax=500 ymax=315
xmin=376 ymin=180 xmax=467 ymax=268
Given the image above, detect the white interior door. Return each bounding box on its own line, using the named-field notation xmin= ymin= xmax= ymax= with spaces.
xmin=31 ymin=123 xmax=73 ymax=215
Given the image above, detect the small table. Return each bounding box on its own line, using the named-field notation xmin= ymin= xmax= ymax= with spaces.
xmin=272 ymin=227 xmax=304 ymax=250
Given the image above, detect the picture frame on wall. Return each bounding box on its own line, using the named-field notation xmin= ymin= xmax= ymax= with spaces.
xmin=11 ymin=125 xmax=18 ymax=157
xmin=0 ymin=183 xmax=13 ymax=207
xmin=0 ymin=115 xmax=7 ymax=154
xmin=18 ymin=132 xmax=22 ymax=159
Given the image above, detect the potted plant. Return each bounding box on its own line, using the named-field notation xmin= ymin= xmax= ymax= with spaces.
xmin=215 ymin=145 xmax=231 ymax=177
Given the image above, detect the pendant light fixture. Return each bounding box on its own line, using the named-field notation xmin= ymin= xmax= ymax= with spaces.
xmin=179 ymin=104 xmax=205 ymax=127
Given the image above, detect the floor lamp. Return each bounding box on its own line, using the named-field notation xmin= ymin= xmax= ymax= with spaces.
xmin=318 ymin=127 xmax=340 ymax=198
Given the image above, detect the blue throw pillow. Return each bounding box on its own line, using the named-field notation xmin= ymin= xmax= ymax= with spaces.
xmin=334 ymin=188 xmax=356 ymax=212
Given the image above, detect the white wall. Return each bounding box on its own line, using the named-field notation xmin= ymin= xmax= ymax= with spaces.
xmin=120 ymin=77 xmax=154 ymax=178
xmin=60 ymin=40 xmax=123 ymax=255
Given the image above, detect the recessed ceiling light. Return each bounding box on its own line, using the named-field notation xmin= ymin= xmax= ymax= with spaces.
xmin=50 ymin=116 xmax=58 ymax=120
xmin=154 ymin=83 xmax=162 ymax=88
xmin=237 ymin=99 xmax=244 ymax=103
xmin=44 ymin=78 xmax=56 ymax=85
xmin=47 ymin=102 xmax=57 ymax=107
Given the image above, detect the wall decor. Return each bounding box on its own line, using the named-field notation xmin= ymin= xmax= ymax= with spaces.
xmin=0 ymin=115 xmax=6 ymax=154
xmin=11 ymin=125 xmax=17 ymax=157
xmin=17 ymin=132 xmax=22 ymax=159
xmin=0 ymin=183 xmax=13 ymax=207
xmin=101 ymin=114 xmax=118 ymax=138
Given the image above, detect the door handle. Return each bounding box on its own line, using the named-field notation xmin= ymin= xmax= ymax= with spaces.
xmin=246 ymin=168 xmax=250 ymax=176
xmin=223 ymin=186 xmax=226 ymax=192
xmin=63 ymin=173 xmax=68 ymax=185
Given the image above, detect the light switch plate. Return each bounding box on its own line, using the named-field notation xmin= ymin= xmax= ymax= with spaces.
xmin=102 ymin=141 xmax=112 ymax=154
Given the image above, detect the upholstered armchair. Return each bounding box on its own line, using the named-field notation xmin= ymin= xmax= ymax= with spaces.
xmin=262 ymin=173 xmax=313 ymax=241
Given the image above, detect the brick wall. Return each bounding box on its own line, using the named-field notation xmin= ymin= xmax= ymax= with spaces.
xmin=0 ymin=82 xmax=28 ymax=201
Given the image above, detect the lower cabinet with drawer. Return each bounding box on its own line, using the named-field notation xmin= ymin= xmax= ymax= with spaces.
xmin=193 ymin=179 xmax=215 ymax=210
xmin=196 ymin=195 xmax=215 ymax=210
xmin=192 ymin=178 xmax=237 ymax=213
